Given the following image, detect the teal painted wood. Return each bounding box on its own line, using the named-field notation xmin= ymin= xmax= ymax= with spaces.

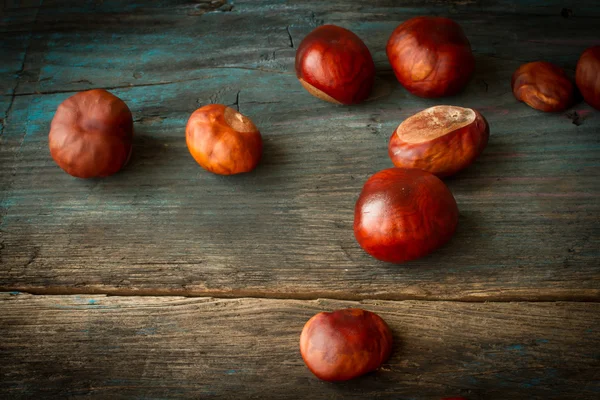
xmin=1 ymin=0 xmax=600 ymax=300
xmin=1 ymin=293 xmax=599 ymax=399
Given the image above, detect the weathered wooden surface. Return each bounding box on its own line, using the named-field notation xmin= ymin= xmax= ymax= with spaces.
xmin=1 ymin=0 xmax=600 ymax=300
xmin=2 ymin=1 xmax=600 ymax=397
xmin=1 ymin=293 xmax=598 ymax=399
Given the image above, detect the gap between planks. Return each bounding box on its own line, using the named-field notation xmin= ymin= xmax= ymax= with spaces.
xmin=1 ymin=286 xmax=599 ymax=303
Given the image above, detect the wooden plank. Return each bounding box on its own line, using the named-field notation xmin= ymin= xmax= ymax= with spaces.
xmin=1 ymin=293 xmax=598 ymax=399
xmin=1 ymin=61 xmax=599 ymax=300
xmin=1 ymin=1 xmax=600 ymax=300
xmin=4 ymin=1 xmax=599 ymax=94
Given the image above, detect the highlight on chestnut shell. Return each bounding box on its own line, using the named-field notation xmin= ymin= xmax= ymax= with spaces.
xmin=48 ymin=89 xmax=134 ymax=179
xmin=511 ymin=61 xmax=575 ymax=112
xmin=186 ymin=104 xmax=263 ymax=175
xmin=576 ymin=46 xmax=600 ymax=110
xmin=295 ymin=24 xmax=375 ymax=105
xmin=388 ymin=105 xmax=489 ymax=178
xmin=354 ymin=168 xmax=459 ymax=264
xmin=386 ymin=16 xmax=475 ymax=98
xmin=299 ymin=308 xmax=393 ymax=382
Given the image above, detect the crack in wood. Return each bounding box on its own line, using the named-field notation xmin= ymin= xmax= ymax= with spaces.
xmin=286 ymin=26 xmax=294 ymax=48
xmin=1 ymin=286 xmax=598 ymax=303
xmin=8 ymin=67 xmax=292 ymax=97
xmin=234 ymin=90 xmax=240 ymax=112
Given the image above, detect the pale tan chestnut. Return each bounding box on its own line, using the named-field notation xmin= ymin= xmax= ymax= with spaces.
xmin=388 ymin=105 xmax=489 ymax=178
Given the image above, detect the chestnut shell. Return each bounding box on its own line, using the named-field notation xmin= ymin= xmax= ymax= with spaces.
xmin=388 ymin=106 xmax=489 ymax=178
xmin=386 ymin=16 xmax=475 ymax=98
xmin=186 ymin=104 xmax=263 ymax=175
xmin=576 ymin=46 xmax=600 ymax=110
xmin=511 ymin=61 xmax=574 ymax=112
xmin=354 ymin=168 xmax=459 ymax=263
xmin=295 ymin=24 xmax=375 ymax=105
xmin=300 ymin=308 xmax=393 ymax=382
xmin=48 ymin=89 xmax=133 ymax=178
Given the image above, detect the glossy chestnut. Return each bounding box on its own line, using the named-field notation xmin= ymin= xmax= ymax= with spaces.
xmin=354 ymin=168 xmax=459 ymax=263
xmin=388 ymin=106 xmax=489 ymax=178
xmin=386 ymin=17 xmax=475 ymax=98
xmin=295 ymin=24 xmax=375 ymax=105
xmin=576 ymin=46 xmax=600 ymax=110
xmin=48 ymin=89 xmax=133 ymax=178
xmin=186 ymin=104 xmax=263 ymax=175
xmin=300 ymin=308 xmax=393 ymax=381
xmin=511 ymin=61 xmax=574 ymax=112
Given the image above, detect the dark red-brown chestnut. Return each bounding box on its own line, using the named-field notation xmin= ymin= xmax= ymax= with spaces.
xmin=576 ymin=46 xmax=600 ymax=110
xmin=186 ymin=104 xmax=262 ymax=175
xmin=300 ymin=308 xmax=393 ymax=381
xmin=295 ymin=24 xmax=375 ymax=105
xmin=511 ymin=61 xmax=575 ymax=112
xmin=389 ymin=105 xmax=489 ymax=177
xmin=386 ymin=17 xmax=475 ymax=98
xmin=354 ymin=168 xmax=459 ymax=263
xmin=48 ymin=89 xmax=133 ymax=178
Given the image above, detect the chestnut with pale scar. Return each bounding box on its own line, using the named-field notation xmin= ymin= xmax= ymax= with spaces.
xmin=186 ymin=104 xmax=263 ymax=175
xmin=389 ymin=105 xmax=489 ymax=177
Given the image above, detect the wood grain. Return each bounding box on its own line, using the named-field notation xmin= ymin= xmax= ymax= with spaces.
xmin=1 ymin=1 xmax=600 ymax=301
xmin=0 ymin=293 xmax=598 ymax=399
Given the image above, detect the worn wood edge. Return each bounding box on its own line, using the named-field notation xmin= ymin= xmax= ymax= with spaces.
xmin=2 ymin=286 xmax=599 ymax=303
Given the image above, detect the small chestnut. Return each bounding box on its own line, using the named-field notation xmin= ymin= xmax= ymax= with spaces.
xmin=388 ymin=105 xmax=489 ymax=178
xmin=511 ymin=61 xmax=575 ymax=112
xmin=48 ymin=89 xmax=133 ymax=178
xmin=386 ymin=17 xmax=475 ymax=98
xmin=354 ymin=168 xmax=459 ymax=263
xmin=295 ymin=24 xmax=375 ymax=105
xmin=576 ymin=46 xmax=600 ymax=110
xmin=300 ymin=308 xmax=393 ymax=382
xmin=186 ymin=104 xmax=262 ymax=175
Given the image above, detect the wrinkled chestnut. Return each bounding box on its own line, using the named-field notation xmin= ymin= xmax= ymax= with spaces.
xmin=295 ymin=24 xmax=375 ymax=105
xmin=354 ymin=168 xmax=459 ymax=263
xmin=186 ymin=104 xmax=263 ymax=175
xmin=576 ymin=46 xmax=600 ymax=110
xmin=386 ymin=17 xmax=475 ymax=98
xmin=48 ymin=89 xmax=133 ymax=178
xmin=388 ymin=106 xmax=489 ymax=178
xmin=511 ymin=61 xmax=574 ymax=112
xmin=300 ymin=308 xmax=393 ymax=381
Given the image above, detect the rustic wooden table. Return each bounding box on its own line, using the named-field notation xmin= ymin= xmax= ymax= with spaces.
xmin=1 ymin=1 xmax=599 ymax=399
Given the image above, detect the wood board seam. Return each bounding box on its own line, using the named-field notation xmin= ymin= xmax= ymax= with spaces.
xmin=2 ymin=288 xmax=599 ymax=303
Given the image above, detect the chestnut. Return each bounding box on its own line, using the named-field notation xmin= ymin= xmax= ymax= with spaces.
xmin=295 ymin=24 xmax=375 ymax=105
xmin=576 ymin=46 xmax=600 ymax=110
xmin=299 ymin=308 xmax=393 ymax=382
xmin=386 ymin=17 xmax=475 ymax=98
xmin=511 ymin=61 xmax=575 ymax=112
xmin=354 ymin=168 xmax=459 ymax=263
xmin=186 ymin=104 xmax=262 ymax=175
xmin=388 ymin=105 xmax=489 ymax=178
xmin=48 ymin=89 xmax=133 ymax=178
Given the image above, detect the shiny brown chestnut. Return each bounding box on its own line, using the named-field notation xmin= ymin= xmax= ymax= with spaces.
xmin=295 ymin=24 xmax=375 ymax=105
xmin=48 ymin=89 xmax=133 ymax=178
xmin=576 ymin=46 xmax=600 ymax=110
xmin=300 ymin=308 xmax=393 ymax=381
xmin=186 ymin=104 xmax=263 ymax=175
xmin=354 ymin=168 xmax=459 ymax=263
xmin=389 ymin=106 xmax=489 ymax=178
xmin=386 ymin=16 xmax=475 ymax=98
xmin=511 ymin=61 xmax=575 ymax=112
